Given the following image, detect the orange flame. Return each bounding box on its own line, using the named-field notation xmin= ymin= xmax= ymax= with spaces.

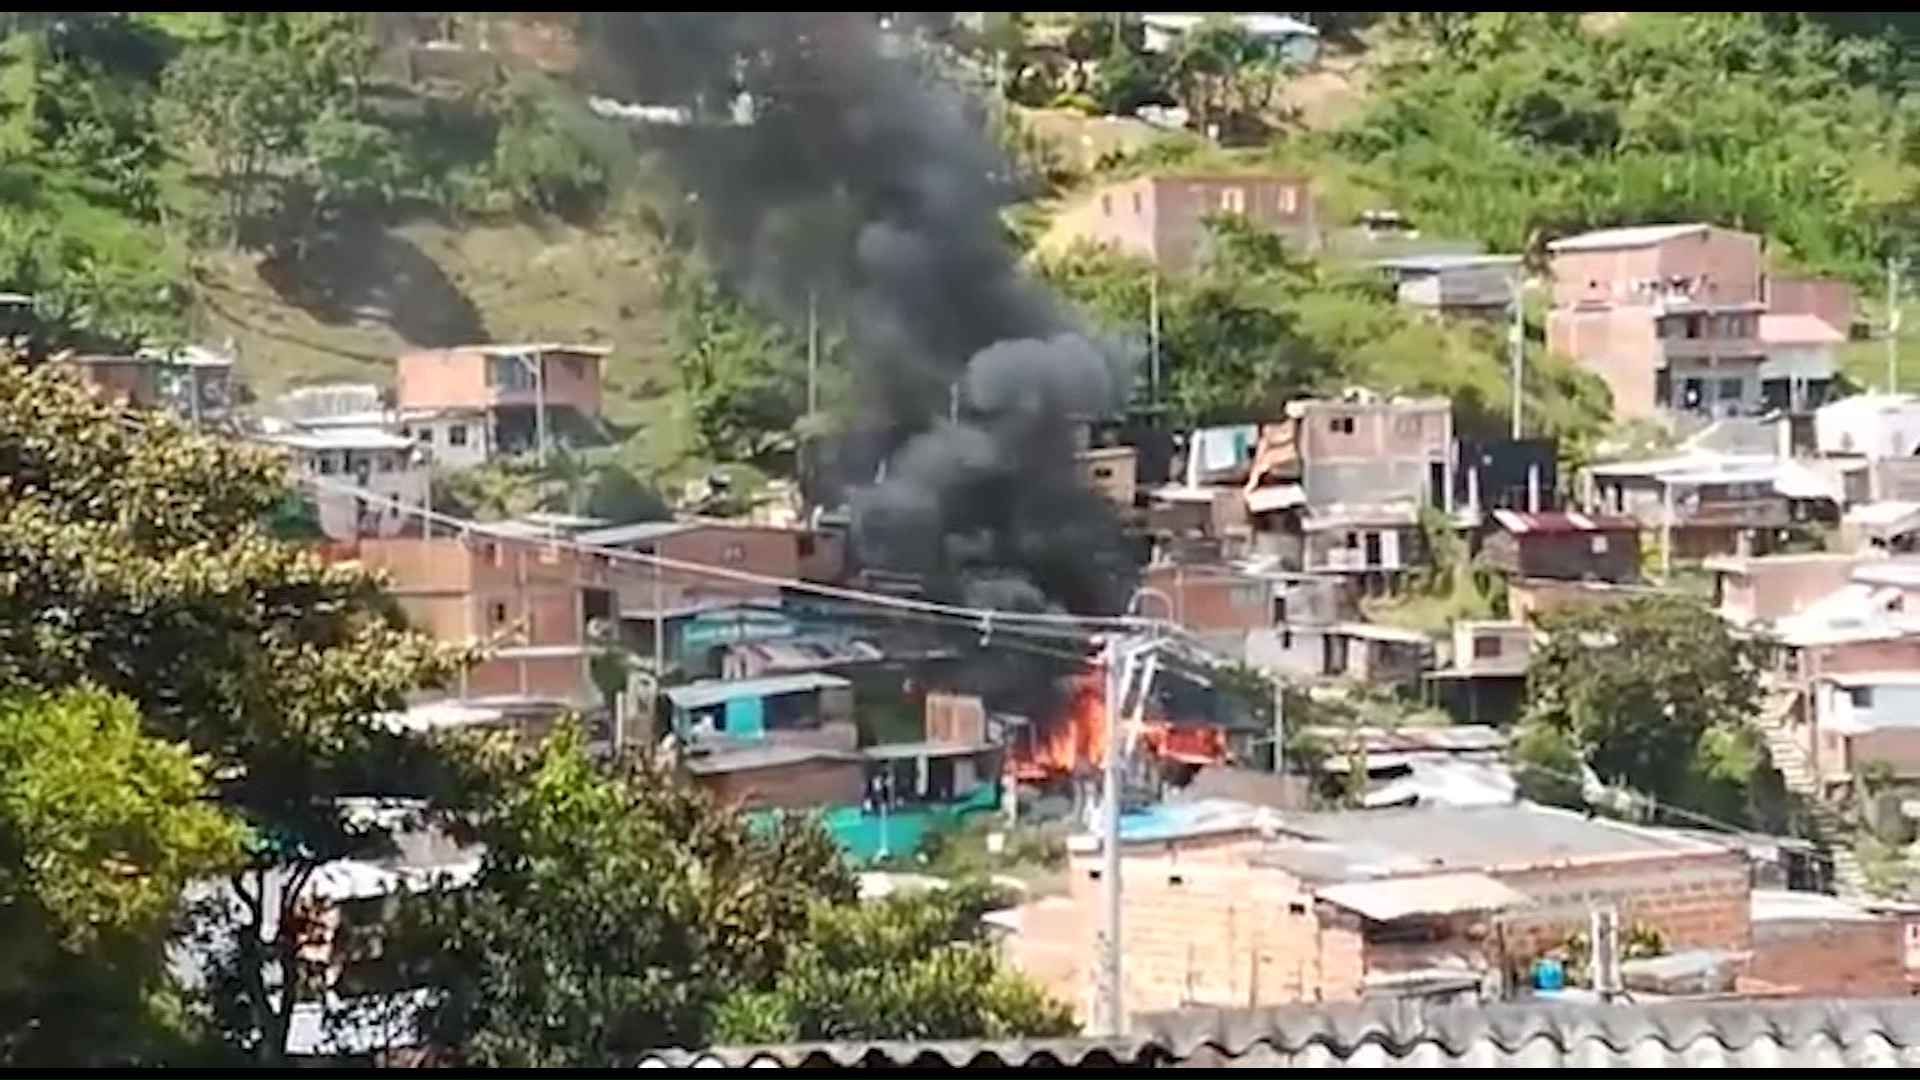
xmin=1008 ymin=666 xmax=1227 ymax=783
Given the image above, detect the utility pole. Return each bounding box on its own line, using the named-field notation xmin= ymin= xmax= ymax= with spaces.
xmin=1270 ymin=673 xmax=1286 ymax=776
xmin=1889 ymin=255 xmax=1908 ymax=393
xmin=803 ymin=290 xmax=819 ymax=498
xmin=1659 ymin=479 xmax=1676 ymax=583
xmin=1147 ymin=270 xmax=1162 ymax=407
xmin=1508 ymin=267 xmax=1526 ymax=439
xmin=1094 ymin=630 xmax=1160 ymax=1038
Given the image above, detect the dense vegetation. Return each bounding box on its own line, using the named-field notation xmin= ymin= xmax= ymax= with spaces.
xmin=0 ymin=357 xmax=1058 ymax=1066
xmin=8 ymin=9 xmax=1920 ymax=1064
xmin=1337 ymin=13 xmax=1920 ymax=282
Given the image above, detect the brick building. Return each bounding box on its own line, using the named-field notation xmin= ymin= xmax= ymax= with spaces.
xmin=1546 ymin=224 xmax=1776 ymax=421
xmin=394 ymin=343 xmax=606 ymax=456
xmin=1038 ymin=172 xmax=1319 ymax=270
xmin=337 ymin=534 xmax=613 ymax=704
xmin=581 ymin=518 xmax=809 ymax=618
xmin=1013 ymin=801 xmax=1752 ymax=1021
xmin=1706 ymin=551 xmax=1868 ymax=627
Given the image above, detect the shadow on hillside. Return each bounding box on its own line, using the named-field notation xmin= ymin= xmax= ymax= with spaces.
xmin=255 ymin=223 xmax=488 ymax=348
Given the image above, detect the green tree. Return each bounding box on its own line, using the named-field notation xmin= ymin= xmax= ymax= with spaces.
xmin=0 ymin=16 xmax=185 ymax=346
xmin=0 ymin=686 xmax=242 ymax=1066
xmin=390 ymin=730 xmax=1071 ymax=1065
xmin=1165 ymin=16 xmax=1291 ymax=143
xmin=0 ymin=356 xmax=471 ymax=1063
xmin=1517 ymin=594 xmax=1790 ymax=831
xmin=155 ymin=13 xmax=374 ymax=245
xmin=1338 ymin=12 xmax=1920 ymax=283
xmin=661 ymin=261 xmax=810 ymax=472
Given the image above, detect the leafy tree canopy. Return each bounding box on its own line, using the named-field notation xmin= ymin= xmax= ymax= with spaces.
xmin=1516 ymin=594 xmax=1796 ymax=834
xmin=391 ymin=729 xmax=1071 ymax=1067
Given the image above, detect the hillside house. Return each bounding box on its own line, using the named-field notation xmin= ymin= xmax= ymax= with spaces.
xmin=1706 ymin=552 xmax=1869 ymax=627
xmin=1481 ymin=509 xmax=1641 ymax=583
xmin=1808 ymin=673 xmax=1920 ymax=791
xmin=1546 ymin=224 xmax=1768 ymax=421
xmin=395 ymin=343 xmax=607 ymax=457
xmin=331 ymin=534 xmax=614 ymax=705
xmin=1373 ymin=253 xmax=1521 ymax=322
xmin=1815 ymin=393 xmax=1920 ymax=459
xmin=1039 ymin=173 xmax=1319 ymax=270
xmin=264 ymin=427 xmax=425 ymax=541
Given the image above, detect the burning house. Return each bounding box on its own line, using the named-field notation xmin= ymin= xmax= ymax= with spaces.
xmin=1005 ymin=662 xmax=1230 ymax=797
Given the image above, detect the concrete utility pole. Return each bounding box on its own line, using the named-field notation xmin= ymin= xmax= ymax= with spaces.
xmin=1889 ymin=255 xmax=1908 ymax=393
xmin=1271 ymin=672 xmax=1286 ymax=776
xmin=1508 ymin=267 xmax=1526 ymax=439
xmin=1094 ymin=629 xmax=1160 ymax=1038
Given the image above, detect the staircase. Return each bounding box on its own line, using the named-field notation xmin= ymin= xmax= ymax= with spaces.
xmin=1754 ymin=693 xmax=1870 ymax=897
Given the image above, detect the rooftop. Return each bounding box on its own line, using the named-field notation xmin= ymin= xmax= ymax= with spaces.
xmin=681 ymin=742 xmax=858 ymax=776
xmin=1546 ymin=223 xmax=1709 ymax=253
xmin=663 ymin=671 xmax=851 ymax=712
xmin=1268 ymin=801 xmax=1724 ymax=877
xmin=262 ymin=427 xmax=417 ymax=453
xmin=635 ymin=997 xmax=1920 ymax=1068
xmin=1489 ymin=509 xmax=1639 ymax=535
xmin=1760 ymin=312 xmax=1847 ymax=347
xmin=1372 ymin=252 xmax=1523 ymax=274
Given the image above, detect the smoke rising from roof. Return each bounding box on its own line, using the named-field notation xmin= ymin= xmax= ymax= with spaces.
xmin=579 ymin=12 xmax=1138 ymax=619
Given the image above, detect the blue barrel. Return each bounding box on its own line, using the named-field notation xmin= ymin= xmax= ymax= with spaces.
xmin=1532 ymin=957 xmax=1566 ymax=992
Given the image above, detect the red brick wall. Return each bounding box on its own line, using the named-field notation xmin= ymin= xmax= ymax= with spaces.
xmin=1749 ymin=918 xmax=1907 ymax=996
xmin=1495 ymin=849 xmax=1751 ymax=958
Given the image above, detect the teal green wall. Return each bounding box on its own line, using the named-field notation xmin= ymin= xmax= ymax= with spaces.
xmin=751 ymin=785 xmax=1000 ymax=865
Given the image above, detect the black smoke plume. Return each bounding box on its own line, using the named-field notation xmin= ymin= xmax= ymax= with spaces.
xmin=578 ymin=12 xmax=1139 ymax=624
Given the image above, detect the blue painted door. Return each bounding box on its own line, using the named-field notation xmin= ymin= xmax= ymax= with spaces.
xmin=723 ymin=695 xmax=766 ymax=738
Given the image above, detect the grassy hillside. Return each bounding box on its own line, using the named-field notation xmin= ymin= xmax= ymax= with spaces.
xmin=189 ymin=219 xmax=673 ymax=419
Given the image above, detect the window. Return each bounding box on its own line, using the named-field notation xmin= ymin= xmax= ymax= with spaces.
xmin=317 ymin=454 xmax=339 ymax=476
xmin=1093 ymin=465 xmax=1114 ymax=480
xmin=1848 ymin=686 xmax=1875 ymax=709
xmin=486 ymin=353 xmax=536 ymax=391
xmin=489 ymin=602 xmax=509 ymax=626
xmin=1101 ymin=194 xmax=1113 ymax=216
xmin=1288 ymin=900 xmax=1308 ymax=916
xmin=1342 ymin=532 xmax=1361 ymax=550
xmin=1472 ymin=635 xmax=1503 ymax=659
xmin=1717 ymin=377 xmax=1744 ymax=403
xmin=1219 ymin=186 xmax=1246 ymax=214
xmin=1279 ymin=186 xmax=1299 ymax=216
xmin=448 ymin=424 xmax=469 ymax=447
xmin=1590 ymin=535 xmax=1610 ymax=554
xmin=1232 ymin=584 xmax=1265 ymax=609
xmin=1280 ymin=628 xmax=1294 ymax=649
xmin=1131 ymin=191 xmax=1143 ymax=215
xmin=1329 ymin=415 xmax=1356 ymax=435
xmin=1392 ymin=414 xmax=1420 ymax=437
xmin=797 ymin=534 xmax=816 ymax=558
xmin=722 ymin=542 xmax=747 ymax=564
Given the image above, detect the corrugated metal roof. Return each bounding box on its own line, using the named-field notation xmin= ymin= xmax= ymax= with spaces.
xmin=664 ymin=671 xmax=851 ymax=711
xmin=635 ymin=998 xmax=1920 ymax=1068
xmin=1315 ymin=871 xmax=1526 ymax=921
xmin=1546 ymin=223 xmax=1708 ymax=252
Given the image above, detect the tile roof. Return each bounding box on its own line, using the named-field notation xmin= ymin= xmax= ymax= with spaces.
xmin=635 ymin=998 xmax=1920 ymax=1068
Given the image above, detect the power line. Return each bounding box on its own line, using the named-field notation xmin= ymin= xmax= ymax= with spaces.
xmin=295 ymin=474 xmax=1177 ymax=640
